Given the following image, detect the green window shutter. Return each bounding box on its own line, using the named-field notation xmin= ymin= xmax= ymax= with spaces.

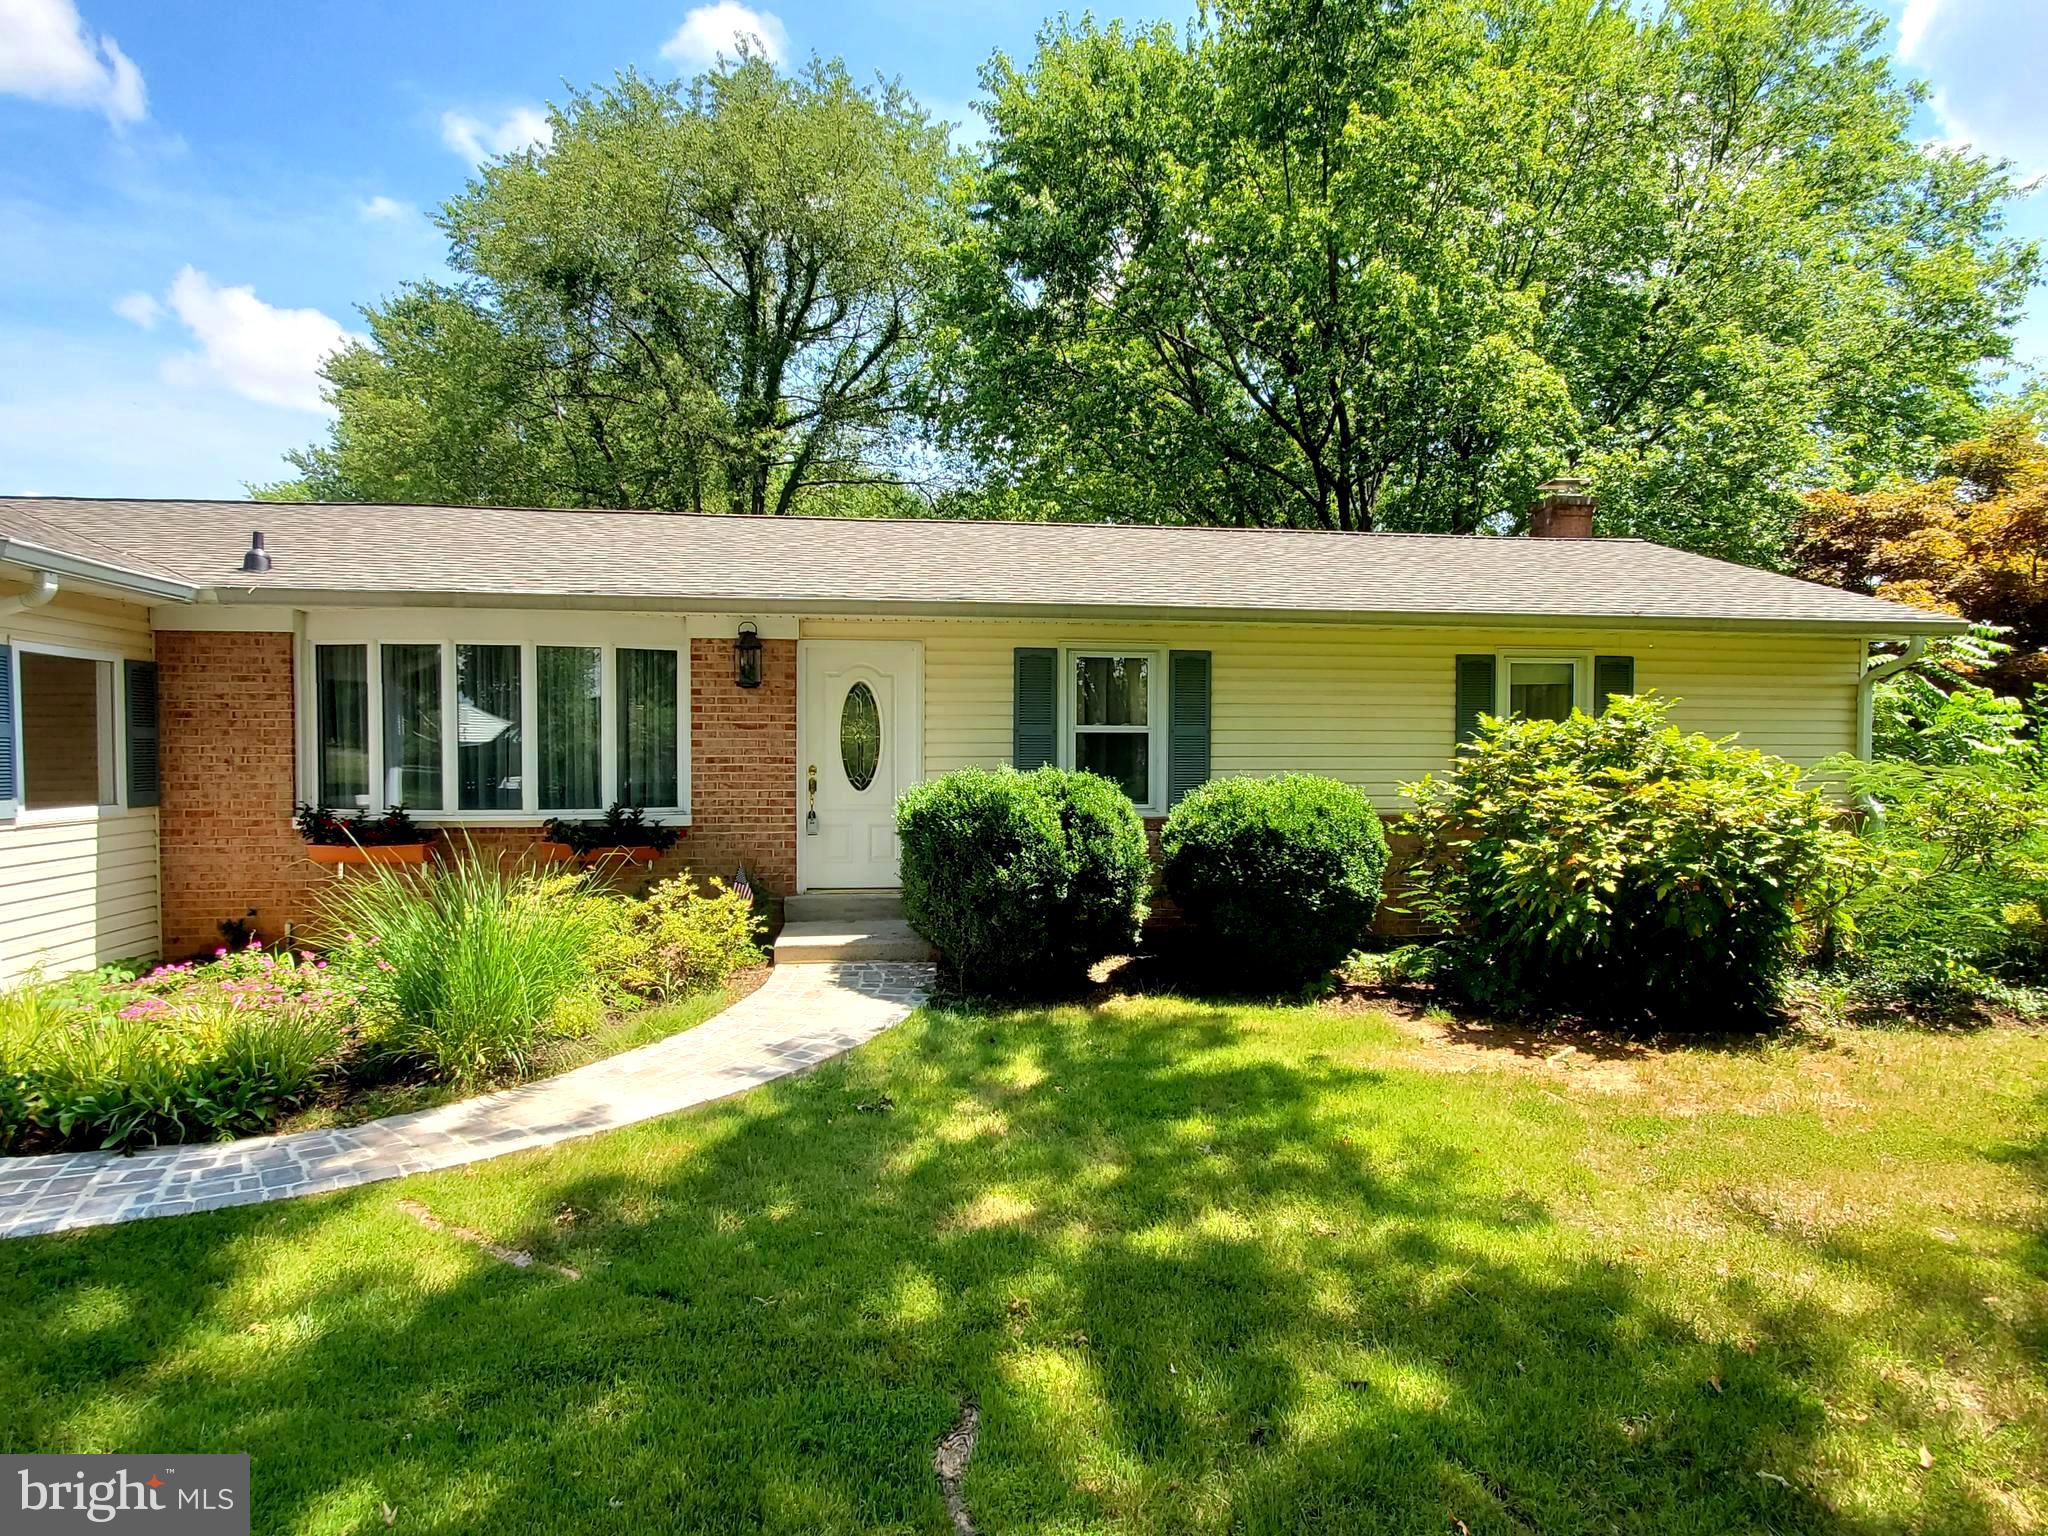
xmin=0 ymin=644 xmax=15 ymax=818
xmin=1593 ymin=654 xmax=1635 ymax=714
xmin=1013 ymin=648 xmax=1057 ymax=770
xmin=124 ymin=658 xmax=161 ymax=808
xmin=1166 ymin=650 xmax=1211 ymax=806
xmin=1454 ymin=654 xmax=1496 ymax=746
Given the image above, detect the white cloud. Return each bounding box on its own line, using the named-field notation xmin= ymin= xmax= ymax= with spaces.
xmin=359 ymin=194 xmax=410 ymax=222
xmin=1895 ymin=0 xmax=1942 ymax=60
xmin=439 ymin=106 xmax=552 ymax=164
xmin=660 ymin=3 xmax=788 ymax=68
xmin=0 ymin=327 xmax=324 ymax=497
xmin=0 ymin=0 xmax=145 ymax=121
xmin=1894 ymin=0 xmax=2048 ymax=175
xmin=157 ymin=266 xmax=364 ymax=413
xmin=112 ymin=290 xmax=159 ymax=328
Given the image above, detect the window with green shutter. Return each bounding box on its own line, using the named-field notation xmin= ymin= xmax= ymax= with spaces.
xmin=1012 ymin=648 xmax=1057 ymax=770
xmin=1593 ymin=654 xmax=1635 ymax=713
xmin=0 ymin=643 xmax=16 ymax=819
xmin=124 ymin=659 xmax=160 ymax=807
xmin=1166 ymin=650 xmax=1210 ymax=806
xmin=1454 ymin=654 xmax=1496 ymax=745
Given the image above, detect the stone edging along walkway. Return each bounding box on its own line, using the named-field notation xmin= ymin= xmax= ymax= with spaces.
xmin=0 ymin=962 xmax=934 ymax=1240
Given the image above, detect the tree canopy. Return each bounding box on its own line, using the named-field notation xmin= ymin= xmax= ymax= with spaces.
xmin=923 ymin=0 xmax=2037 ymax=560
xmin=275 ymin=58 xmax=956 ymax=515
xmin=1795 ymin=411 xmax=2048 ymax=691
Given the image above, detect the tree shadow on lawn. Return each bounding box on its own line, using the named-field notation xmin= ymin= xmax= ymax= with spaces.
xmin=0 ymin=1000 xmax=1992 ymax=1535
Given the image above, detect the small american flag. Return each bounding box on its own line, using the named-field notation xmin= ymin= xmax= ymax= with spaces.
xmin=732 ymin=863 xmax=754 ymax=903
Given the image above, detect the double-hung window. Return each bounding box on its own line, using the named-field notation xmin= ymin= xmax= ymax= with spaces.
xmin=1066 ymin=650 xmax=1161 ymax=811
xmin=308 ymin=624 xmax=688 ymax=818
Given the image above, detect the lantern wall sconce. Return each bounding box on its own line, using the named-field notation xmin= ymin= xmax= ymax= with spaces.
xmin=733 ymin=622 xmax=764 ymax=689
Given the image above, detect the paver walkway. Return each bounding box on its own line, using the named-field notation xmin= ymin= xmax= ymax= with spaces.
xmin=0 ymin=962 xmax=933 ymax=1240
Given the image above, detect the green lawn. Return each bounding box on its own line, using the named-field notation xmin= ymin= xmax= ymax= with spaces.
xmin=3 ymin=995 xmax=2044 ymax=1534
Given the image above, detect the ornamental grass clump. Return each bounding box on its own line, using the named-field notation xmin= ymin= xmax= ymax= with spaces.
xmin=897 ymin=766 xmax=1149 ymax=993
xmin=1403 ymin=695 xmax=1858 ymax=1025
xmin=319 ymin=854 xmax=603 ymax=1085
xmin=1160 ymin=774 xmax=1389 ymax=986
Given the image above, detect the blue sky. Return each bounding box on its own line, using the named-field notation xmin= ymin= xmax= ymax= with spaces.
xmin=0 ymin=0 xmax=2040 ymax=500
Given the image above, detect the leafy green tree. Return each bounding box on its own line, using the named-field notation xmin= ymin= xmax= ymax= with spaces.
xmin=927 ymin=0 xmax=2037 ymax=560
xmin=278 ymin=57 xmax=956 ymax=515
xmin=1796 ymin=412 xmax=2048 ymax=688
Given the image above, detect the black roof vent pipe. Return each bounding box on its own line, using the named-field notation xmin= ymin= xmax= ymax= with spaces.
xmin=241 ymin=530 xmax=272 ymax=573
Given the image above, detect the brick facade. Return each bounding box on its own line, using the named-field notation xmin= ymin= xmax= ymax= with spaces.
xmin=685 ymin=636 xmax=798 ymax=897
xmin=158 ymin=630 xmax=314 ymax=957
xmin=156 ymin=630 xmax=802 ymax=960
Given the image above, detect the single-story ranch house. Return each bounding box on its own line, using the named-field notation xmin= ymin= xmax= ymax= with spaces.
xmin=0 ymin=486 xmax=1962 ymax=982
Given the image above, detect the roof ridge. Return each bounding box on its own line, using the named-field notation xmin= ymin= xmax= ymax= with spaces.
xmin=0 ymin=495 xmax=1651 ymax=544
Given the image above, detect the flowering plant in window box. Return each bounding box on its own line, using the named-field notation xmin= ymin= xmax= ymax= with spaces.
xmin=538 ymin=803 xmax=682 ymax=865
xmin=296 ymin=803 xmax=437 ymax=866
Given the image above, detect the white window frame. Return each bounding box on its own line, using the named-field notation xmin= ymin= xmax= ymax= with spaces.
xmin=1057 ymin=645 xmax=1165 ymax=814
xmin=296 ymin=612 xmax=690 ymax=826
xmin=10 ymin=639 xmax=125 ymax=824
xmin=1495 ymin=651 xmax=1592 ymax=721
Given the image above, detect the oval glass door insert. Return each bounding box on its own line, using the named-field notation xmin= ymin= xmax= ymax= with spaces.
xmin=840 ymin=681 xmax=881 ymax=792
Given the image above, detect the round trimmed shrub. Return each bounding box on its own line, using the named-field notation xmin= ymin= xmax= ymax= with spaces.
xmin=897 ymin=767 xmax=1149 ymax=992
xmin=1160 ymin=774 xmax=1389 ymax=985
xmin=1403 ymin=694 xmax=1855 ymax=1025
xmin=1029 ymin=767 xmax=1153 ymax=963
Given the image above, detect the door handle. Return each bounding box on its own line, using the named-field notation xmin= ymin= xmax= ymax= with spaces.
xmin=806 ymin=764 xmax=818 ymax=835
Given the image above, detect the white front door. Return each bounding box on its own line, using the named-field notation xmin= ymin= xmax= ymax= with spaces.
xmin=797 ymin=640 xmax=922 ymax=890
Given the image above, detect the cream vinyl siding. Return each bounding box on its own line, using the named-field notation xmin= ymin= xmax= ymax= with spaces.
xmin=0 ymin=584 xmax=159 ymax=983
xmin=801 ymin=617 xmax=1862 ymax=809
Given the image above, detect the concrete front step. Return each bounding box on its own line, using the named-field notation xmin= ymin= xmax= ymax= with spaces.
xmin=774 ymin=918 xmax=932 ymax=965
xmin=783 ymin=891 xmax=906 ymax=923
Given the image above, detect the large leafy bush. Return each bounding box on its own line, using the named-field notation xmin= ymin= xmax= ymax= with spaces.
xmin=1825 ymin=754 xmax=2048 ymax=1009
xmin=591 ymin=874 xmax=765 ymax=1002
xmin=1160 ymin=774 xmax=1388 ymax=986
xmin=897 ymin=767 xmax=1148 ymax=992
xmin=1403 ymin=696 xmax=1853 ymax=1023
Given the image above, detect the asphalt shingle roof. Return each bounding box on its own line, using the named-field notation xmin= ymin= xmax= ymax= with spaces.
xmin=0 ymin=496 xmax=1960 ymax=633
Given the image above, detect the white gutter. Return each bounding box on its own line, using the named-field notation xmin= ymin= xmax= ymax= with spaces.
xmin=0 ymin=569 xmax=59 ymax=619
xmin=1856 ymin=636 xmax=1927 ymax=759
xmin=0 ymin=537 xmax=201 ymax=604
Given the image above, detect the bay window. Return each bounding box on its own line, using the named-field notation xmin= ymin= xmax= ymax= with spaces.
xmin=306 ymin=623 xmax=687 ymax=819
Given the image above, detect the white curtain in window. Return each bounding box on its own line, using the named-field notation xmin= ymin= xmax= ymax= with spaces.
xmin=617 ymin=648 xmax=678 ymax=808
xmin=538 ymin=645 xmax=602 ymax=810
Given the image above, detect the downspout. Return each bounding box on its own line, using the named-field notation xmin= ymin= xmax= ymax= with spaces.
xmin=0 ymin=570 xmax=59 ymax=620
xmin=1856 ymin=635 xmax=1927 ymax=760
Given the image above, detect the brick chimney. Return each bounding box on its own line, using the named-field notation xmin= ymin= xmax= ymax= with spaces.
xmin=1529 ymin=476 xmax=1595 ymax=539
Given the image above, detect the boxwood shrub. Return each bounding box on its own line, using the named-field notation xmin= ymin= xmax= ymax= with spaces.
xmin=1402 ymin=694 xmax=1857 ymax=1024
xmin=897 ymin=767 xmax=1149 ymax=992
xmin=1160 ymin=774 xmax=1389 ymax=985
